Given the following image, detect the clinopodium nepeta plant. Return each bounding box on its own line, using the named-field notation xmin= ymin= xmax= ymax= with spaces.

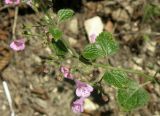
xmin=5 ymin=0 xmax=157 ymax=114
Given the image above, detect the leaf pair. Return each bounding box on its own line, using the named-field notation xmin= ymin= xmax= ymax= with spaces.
xmin=49 ymin=9 xmax=74 ymax=55
xmin=103 ymin=70 xmax=149 ymax=111
xmin=82 ymin=32 xmax=118 ymax=60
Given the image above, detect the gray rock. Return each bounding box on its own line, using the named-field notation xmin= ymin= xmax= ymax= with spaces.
xmin=112 ymin=9 xmax=129 ymax=22
xmin=155 ymin=84 xmax=160 ymax=96
xmin=104 ymin=7 xmax=112 ymax=15
xmin=34 ymin=98 xmax=48 ymax=109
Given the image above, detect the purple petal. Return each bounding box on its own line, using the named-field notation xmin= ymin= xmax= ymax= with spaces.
xmin=60 ymin=66 xmax=69 ymax=77
xmin=73 ymin=97 xmax=84 ymax=105
xmin=76 ymin=88 xmax=83 ymax=97
xmin=72 ymin=98 xmax=84 ymax=113
xmin=66 ymin=73 xmax=74 ymax=80
xmin=10 ymin=39 xmax=25 ymax=51
xmin=72 ymin=104 xmax=84 ymax=113
xmin=76 ymin=87 xmax=91 ymax=98
xmin=5 ymin=0 xmax=20 ymax=4
xmin=60 ymin=66 xmax=69 ymax=73
xmin=89 ymin=33 xmax=97 ymax=43
xmin=75 ymin=80 xmax=87 ymax=88
xmin=86 ymin=84 xmax=94 ymax=92
xmin=75 ymin=80 xmax=94 ymax=97
xmin=60 ymin=66 xmax=74 ymax=79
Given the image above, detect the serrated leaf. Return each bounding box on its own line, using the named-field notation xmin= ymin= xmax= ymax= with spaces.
xmin=51 ymin=39 xmax=68 ymax=56
xmin=82 ymin=32 xmax=118 ymax=60
xmin=58 ymin=9 xmax=74 ymax=22
xmin=82 ymin=43 xmax=104 ymax=60
xmin=103 ymin=70 xmax=130 ymax=88
xmin=117 ymin=82 xmax=149 ymax=111
xmin=49 ymin=27 xmax=62 ymax=40
xmin=96 ymin=32 xmax=118 ymax=55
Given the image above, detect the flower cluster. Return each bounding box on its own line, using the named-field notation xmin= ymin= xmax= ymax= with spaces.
xmin=60 ymin=66 xmax=94 ymax=113
xmin=72 ymin=80 xmax=93 ymax=113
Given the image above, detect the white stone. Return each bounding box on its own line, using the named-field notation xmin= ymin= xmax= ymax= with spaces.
xmin=68 ymin=17 xmax=78 ymax=34
xmin=45 ymin=47 xmax=52 ymax=54
xmin=145 ymin=41 xmax=156 ymax=53
xmin=1 ymin=105 xmax=7 ymax=110
xmin=84 ymin=98 xmax=99 ymax=112
xmin=155 ymin=84 xmax=160 ymax=96
xmin=84 ymin=16 xmax=104 ymax=42
xmin=68 ymin=37 xmax=77 ymax=46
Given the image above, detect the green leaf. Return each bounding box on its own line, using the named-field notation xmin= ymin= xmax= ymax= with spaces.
xmin=58 ymin=9 xmax=74 ymax=22
xmin=117 ymin=82 xmax=149 ymax=111
xmin=82 ymin=43 xmax=104 ymax=60
xmin=96 ymin=32 xmax=118 ymax=55
xmin=51 ymin=39 xmax=68 ymax=56
xmin=82 ymin=32 xmax=118 ymax=60
xmin=49 ymin=27 xmax=62 ymax=40
xmin=103 ymin=70 xmax=130 ymax=88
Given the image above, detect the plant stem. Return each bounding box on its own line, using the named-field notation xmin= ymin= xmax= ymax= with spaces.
xmin=60 ymin=38 xmax=155 ymax=83
xmin=12 ymin=6 xmax=19 ymax=40
xmin=61 ymin=38 xmax=79 ymax=58
xmin=140 ymin=81 xmax=151 ymax=87
xmin=93 ymin=63 xmax=154 ymax=81
xmin=38 ymin=0 xmax=55 ymax=26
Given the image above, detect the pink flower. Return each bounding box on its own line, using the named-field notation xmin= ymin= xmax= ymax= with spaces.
xmin=5 ymin=0 xmax=20 ymax=5
xmin=75 ymin=80 xmax=93 ymax=98
xmin=72 ymin=97 xmax=84 ymax=113
xmin=60 ymin=66 xmax=74 ymax=79
xmin=89 ymin=33 xmax=97 ymax=43
xmin=10 ymin=39 xmax=25 ymax=51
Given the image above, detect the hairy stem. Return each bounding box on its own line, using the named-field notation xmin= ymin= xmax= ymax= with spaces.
xmin=93 ymin=63 xmax=154 ymax=81
xmin=12 ymin=6 xmax=19 ymax=40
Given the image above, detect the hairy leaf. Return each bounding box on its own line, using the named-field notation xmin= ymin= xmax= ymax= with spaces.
xmin=82 ymin=43 xmax=104 ymax=60
xmin=82 ymin=32 xmax=118 ymax=60
xmin=49 ymin=27 xmax=62 ymax=40
xmin=103 ymin=70 xmax=130 ymax=88
xmin=58 ymin=9 xmax=74 ymax=22
xmin=117 ymin=82 xmax=149 ymax=111
xmin=96 ymin=32 xmax=118 ymax=55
